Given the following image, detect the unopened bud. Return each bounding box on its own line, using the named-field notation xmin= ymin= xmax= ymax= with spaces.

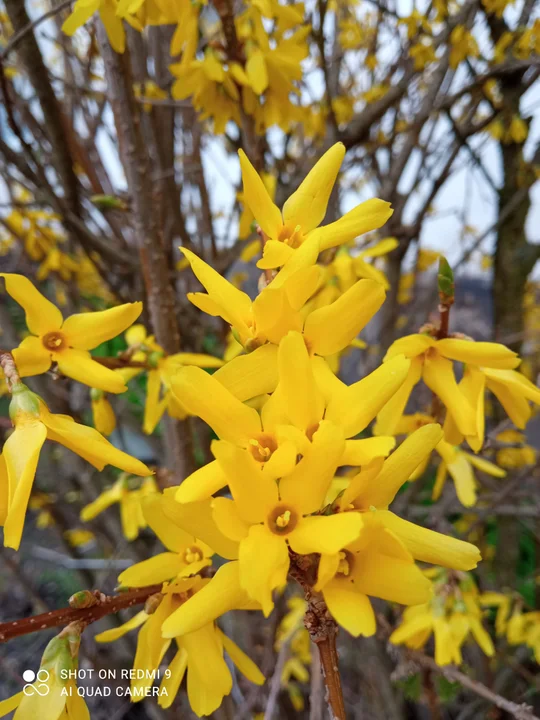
xmin=437 ymin=257 xmax=454 ymax=301
xmin=90 ymin=194 xmax=128 ymax=211
xmin=69 ymin=590 xmax=100 ymax=609
xmin=9 ymin=383 xmax=41 ymax=422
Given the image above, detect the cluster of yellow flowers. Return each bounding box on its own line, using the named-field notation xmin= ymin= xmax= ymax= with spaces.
xmin=390 ymin=569 xmax=494 ymax=665
xmin=2 ymin=138 xmax=540 ymax=717
xmin=481 ymin=592 xmax=540 ymax=663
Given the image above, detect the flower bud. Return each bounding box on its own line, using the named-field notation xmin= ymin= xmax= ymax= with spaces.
xmin=8 ymin=383 xmax=41 ymax=423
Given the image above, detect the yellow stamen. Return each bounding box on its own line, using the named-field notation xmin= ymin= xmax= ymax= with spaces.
xmin=275 ymin=510 xmax=291 ymax=528
xmin=184 ymin=547 xmax=203 ymax=564
xmin=337 ymin=551 xmax=350 ymax=577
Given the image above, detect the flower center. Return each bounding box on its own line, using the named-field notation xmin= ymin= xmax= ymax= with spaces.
xmin=183 ymin=546 xmax=203 ymax=564
xmin=42 ymin=331 xmax=66 ymax=352
xmin=249 ymin=433 xmax=278 ymax=462
xmin=268 ymin=505 xmax=298 ymax=535
xmin=336 ymin=550 xmax=354 ymax=578
xmin=278 ymin=224 xmax=304 ymax=248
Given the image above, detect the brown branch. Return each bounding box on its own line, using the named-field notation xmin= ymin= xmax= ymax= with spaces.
xmin=0 ymin=0 xmax=73 ymax=60
xmin=0 ymin=584 xmax=161 ymax=644
xmin=289 ymin=553 xmax=346 ymax=720
xmin=410 ymin=651 xmax=540 ymax=720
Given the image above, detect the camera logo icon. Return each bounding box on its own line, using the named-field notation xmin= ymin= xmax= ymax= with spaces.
xmin=22 ymin=669 xmax=50 ymax=697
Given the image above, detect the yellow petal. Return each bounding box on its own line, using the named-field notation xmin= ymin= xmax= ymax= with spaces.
xmin=288 ymin=513 xmax=363 ymax=555
xmin=384 ymin=334 xmax=434 ymax=360
xmin=485 ymin=378 xmax=531 ymax=428
xmin=162 ymin=562 xmax=257 ymax=638
xmin=142 ymin=494 xmax=195 ymax=552
xmin=180 ymin=248 xmax=252 ymax=336
xmin=175 ymin=460 xmax=228 ymax=503
xmin=158 ymin=648 xmax=188 ymax=709
xmin=267 ymin=236 xmax=320 ymax=289
xmin=118 ymin=552 xmax=185 ymax=587
xmin=378 ymin=511 xmax=481 ymax=570
xmin=212 ymin=440 xmax=278 ymax=523
xmin=0 ymin=692 xmax=22 ymax=716
xmin=436 ymin=338 xmax=520 ymax=369
xmin=252 ymin=287 xmax=303 ymax=344
xmin=238 ymin=150 xmax=282 ymax=238
xmin=303 ymin=279 xmax=385 ymax=356
xmin=3 ymin=422 xmax=47 ymax=549
xmin=11 ymin=336 xmax=52 ymax=377
xmin=466 ymin=452 xmax=506 ymax=477
xmin=212 ymin=497 xmax=250 ymax=541
xmin=62 ymin=4 xmax=97 ymax=35
xmin=246 ymin=49 xmax=269 ymax=94
xmin=279 ymin=421 xmax=345 ymax=514
xmin=315 ymin=552 xmax=340 ymax=591
xmin=42 ymin=407 xmax=150 ymax=475
xmin=170 ymin=366 xmax=261 ymax=444
xmin=161 ymin=491 xmax=239 ymax=560
xmin=0 ymin=455 xmax=8 ymax=526
xmin=323 ymin=582 xmax=376 ymax=637
xmin=469 ymin=618 xmax=495 ymax=656
xmin=61 ymin=303 xmax=142 ymax=349
xmin=282 ymin=143 xmax=345 ymax=234
xmin=338 ymin=458 xmax=384 ymax=510
xmin=182 ymin=625 xmax=232 ymax=717
xmin=314 ymin=198 xmax=393 ymax=251
xmin=447 ymin=453 xmax=477 ymax=507
xmin=169 ymin=352 xmax=224 ymax=369
xmin=432 ymin=461 xmax=448 ymax=501
xmin=56 ymin=348 xmax=128 ymax=394
xmin=143 ymin=369 xmax=167 ymax=434
xmin=351 ymin=548 xmax=431 ymax=605
xmin=278 ymin=331 xmax=324 ymax=431
xmin=0 ymin=273 xmax=62 ymax=335
xmin=354 ymin=424 xmax=443 ymax=508
xmin=341 ymin=436 xmax=396 ymax=466
xmin=326 ymin=354 xmax=410 ymax=437
xmin=256 ymin=239 xmax=294 ymax=269
xmin=374 ymin=356 xmax=423 ymax=436
xmin=219 ymin=630 xmax=265 ymax=684
xmin=239 ymin=525 xmax=289 ymax=616
xmin=423 ymin=354 xmax=476 ymax=436
xmin=390 ymin=613 xmax=433 ymax=645
xmin=99 ymin=3 xmax=125 ymax=53
xmin=484 ymin=368 xmax=540 ymax=404
xmin=213 ymin=343 xmax=279 ymax=400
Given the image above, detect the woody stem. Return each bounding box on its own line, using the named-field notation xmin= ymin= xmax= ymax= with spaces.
xmin=0 ymin=350 xmax=20 ymax=390
xmin=314 ymin=628 xmax=346 ymax=720
xmin=0 ymin=584 xmax=161 ymax=643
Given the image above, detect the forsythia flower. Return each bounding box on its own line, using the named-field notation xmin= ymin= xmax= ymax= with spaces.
xmin=239 ymin=143 xmax=393 ymax=271
xmin=180 ymin=248 xmax=386 ymax=401
xmin=1 ymin=274 xmax=141 ymax=393
xmin=0 ymin=629 xmax=89 ymax=719
xmin=391 ymin=569 xmax=494 ymax=665
xmin=1 ymin=383 xmax=150 ymax=549
xmin=494 ymin=430 xmax=537 ymax=468
xmin=122 ymin=324 xmax=224 ymax=434
xmin=97 ymin=499 xmax=263 ymax=716
xmin=81 ymin=475 xmax=158 ymax=541
xmin=172 ymin=331 xmax=407 ymax=505
xmin=481 ymin=592 xmax=540 ymax=662
xmin=376 ymin=333 xmax=519 ymax=437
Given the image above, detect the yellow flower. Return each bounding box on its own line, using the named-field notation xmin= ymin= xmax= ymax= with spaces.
xmin=0 ymin=630 xmax=89 ymax=719
xmin=433 ymin=439 xmax=506 ymax=507
xmin=2 ymin=274 xmax=141 ymax=393
xmin=239 ymin=142 xmax=393 ymax=271
xmin=64 ymin=528 xmax=95 ymax=547
xmin=495 ymin=430 xmax=537 ymax=468
xmin=62 ymin=0 xmax=126 ymax=53
xmin=1 ymin=383 xmax=150 ymax=550
xmin=180 ymin=248 xmax=386 ymax=400
xmin=238 ymin=171 xmax=276 ymax=239
xmin=376 ymin=334 xmax=519 ymax=437
xmin=81 ymin=475 xmax=158 ymax=541
xmin=90 ymin=389 xmax=116 ymax=435
xmin=449 ymin=25 xmax=479 ymax=68
xmin=116 ymin=494 xmax=216 ymax=586
xmin=123 ymin=324 xmax=224 ymax=434
xmin=172 ymin=331 xmax=408 ymax=504
xmin=391 ymin=570 xmax=494 ymax=665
